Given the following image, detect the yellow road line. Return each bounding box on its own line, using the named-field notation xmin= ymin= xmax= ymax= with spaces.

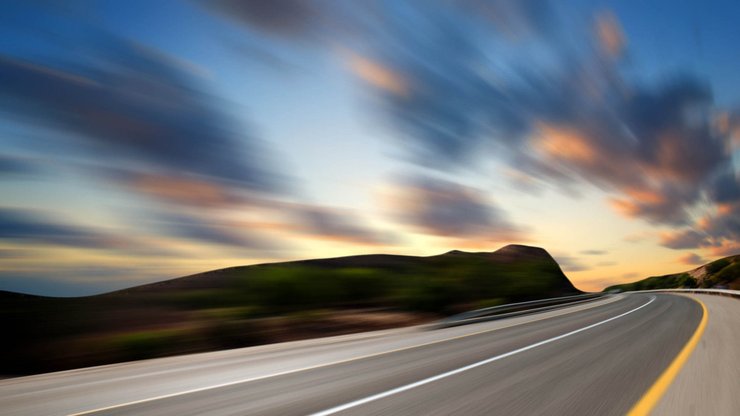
xmin=626 ymin=296 xmax=708 ymax=416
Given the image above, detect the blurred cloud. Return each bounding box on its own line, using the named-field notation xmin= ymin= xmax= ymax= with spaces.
xmin=581 ymin=249 xmax=606 ymax=255
xmin=660 ymin=170 xmax=740 ymax=255
xmin=128 ymin=195 xmax=396 ymax=250
xmin=461 ymin=0 xmax=555 ymax=38
xmin=0 ymin=30 xmax=282 ymax=198
xmin=0 ymin=207 xmax=116 ymax=249
xmin=290 ymin=205 xmax=399 ymax=246
xmin=205 ymin=0 xmax=323 ymax=40
xmin=595 ymin=11 xmax=625 ymax=57
xmin=709 ymin=170 xmax=740 ymax=204
xmin=709 ymin=241 xmax=740 ymax=257
xmin=112 ymin=171 xmax=248 ymax=208
xmin=0 ymin=248 xmax=33 ymax=259
xmin=346 ymin=53 xmax=408 ymax=96
xmin=677 ymin=252 xmax=707 ymax=266
xmin=623 ymin=231 xmax=654 ymax=243
xmin=201 ymin=0 xmax=738 ymax=250
xmin=332 ymin=2 xmax=732 ymax=228
xmin=389 ymin=176 xmax=524 ymax=241
xmin=151 ymin=212 xmax=276 ymax=250
xmin=660 ymin=229 xmax=706 ymax=249
xmin=554 ymin=255 xmax=590 ymax=272
xmin=0 ymin=154 xmax=39 ymax=176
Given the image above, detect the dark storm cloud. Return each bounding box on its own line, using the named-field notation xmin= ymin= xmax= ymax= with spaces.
xmin=392 ymin=176 xmax=523 ymax=240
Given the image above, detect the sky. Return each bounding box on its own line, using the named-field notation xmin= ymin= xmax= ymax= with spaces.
xmin=0 ymin=0 xmax=739 ymax=296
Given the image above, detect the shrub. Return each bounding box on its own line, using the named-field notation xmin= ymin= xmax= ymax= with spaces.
xmin=108 ymin=328 xmax=196 ymax=361
xmin=706 ymin=259 xmax=730 ymax=274
xmin=713 ymin=262 xmax=740 ymax=286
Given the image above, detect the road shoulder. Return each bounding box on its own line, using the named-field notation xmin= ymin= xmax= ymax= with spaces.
xmin=653 ymin=294 xmax=740 ymax=415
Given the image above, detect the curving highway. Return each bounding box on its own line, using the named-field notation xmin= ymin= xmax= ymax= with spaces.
xmin=1 ymin=293 xmax=738 ymax=415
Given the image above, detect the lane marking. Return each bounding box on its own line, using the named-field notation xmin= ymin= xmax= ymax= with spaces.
xmin=626 ymin=296 xmax=708 ymax=416
xmin=68 ymin=295 xmax=625 ymax=415
xmin=310 ymin=296 xmax=657 ymax=416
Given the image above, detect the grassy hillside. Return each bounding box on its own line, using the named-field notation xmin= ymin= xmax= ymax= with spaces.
xmin=2 ymin=244 xmax=579 ymax=375
xmin=604 ymin=254 xmax=740 ymax=292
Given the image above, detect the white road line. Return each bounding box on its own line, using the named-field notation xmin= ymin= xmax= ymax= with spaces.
xmin=309 ymin=295 xmax=657 ymax=416
xmin=67 ymin=294 xmax=623 ymax=416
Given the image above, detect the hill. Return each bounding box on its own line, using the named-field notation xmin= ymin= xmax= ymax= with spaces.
xmin=2 ymin=244 xmax=579 ymax=375
xmin=604 ymin=254 xmax=740 ymax=292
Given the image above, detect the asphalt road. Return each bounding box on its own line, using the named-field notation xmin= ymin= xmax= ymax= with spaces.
xmin=0 ymin=293 xmax=716 ymax=415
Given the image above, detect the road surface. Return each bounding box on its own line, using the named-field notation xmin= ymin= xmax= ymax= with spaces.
xmin=1 ymin=293 xmax=737 ymax=415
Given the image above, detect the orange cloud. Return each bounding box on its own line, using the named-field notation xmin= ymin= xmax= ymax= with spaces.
xmin=126 ymin=173 xmax=241 ymax=207
xmin=624 ymin=188 xmax=666 ymax=205
xmin=609 ymin=185 xmax=677 ymax=220
xmin=709 ymin=240 xmax=740 ymax=257
xmin=595 ymin=11 xmax=625 ymax=57
xmin=717 ymin=203 xmax=735 ymax=215
xmin=677 ymin=252 xmax=706 ymax=265
xmin=609 ymin=198 xmax=640 ymax=217
xmin=535 ymin=123 xmax=598 ymax=164
xmin=346 ymin=53 xmax=409 ymax=96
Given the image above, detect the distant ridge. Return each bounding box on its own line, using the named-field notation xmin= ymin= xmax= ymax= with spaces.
xmin=112 ymin=244 xmax=577 ymax=297
xmin=605 ymin=254 xmax=740 ymax=292
xmin=3 ymin=244 xmax=580 ymax=375
xmin=490 ymin=244 xmax=556 ymax=263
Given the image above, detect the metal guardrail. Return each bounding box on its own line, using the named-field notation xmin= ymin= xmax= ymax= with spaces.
xmin=633 ymin=288 xmax=740 ymax=299
xmin=434 ymin=293 xmax=605 ymax=329
xmin=430 ymin=288 xmax=738 ymax=329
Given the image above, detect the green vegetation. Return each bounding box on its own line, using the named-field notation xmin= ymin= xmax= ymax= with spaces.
xmin=604 ymin=254 xmax=740 ymax=292
xmin=107 ymin=328 xmax=198 ymax=361
xmin=705 ymin=261 xmax=740 ymax=288
xmin=227 ymin=255 xmax=574 ymax=314
xmin=2 ymin=245 xmax=580 ymax=375
xmin=157 ymin=249 xmax=577 ymax=316
xmin=705 ymin=258 xmax=730 ymax=274
xmin=604 ymin=273 xmax=697 ymax=292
